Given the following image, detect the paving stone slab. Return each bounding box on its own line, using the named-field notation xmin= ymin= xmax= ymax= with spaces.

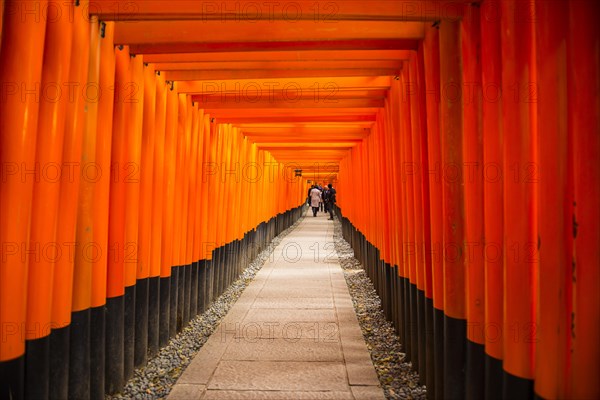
xmin=207 ymin=361 xmax=349 ymax=391
xmin=167 ymin=384 xmax=206 ymax=400
xmin=202 ymin=390 xmax=354 ymax=399
xmin=222 ymin=338 xmax=343 ymax=362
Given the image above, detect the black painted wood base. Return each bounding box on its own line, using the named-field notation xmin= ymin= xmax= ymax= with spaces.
xmin=485 ymin=353 xmax=503 ymax=400
xmin=466 ymin=339 xmax=485 ymax=400
xmin=105 ymin=295 xmax=124 ymax=394
xmin=134 ymin=277 xmax=149 ymax=367
xmin=158 ymin=276 xmax=171 ymax=348
xmin=49 ymin=325 xmax=69 ymax=399
xmin=433 ymin=307 xmax=445 ymax=398
xmin=90 ymin=305 xmax=106 ymax=400
xmin=177 ymin=266 xmax=185 ymax=332
xmin=148 ymin=276 xmax=160 ymax=357
xmin=197 ymin=260 xmax=206 ymax=314
xmin=417 ymin=288 xmax=426 ymax=382
xmin=169 ymin=267 xmax=178 ymax=338
xmin=190 ymin=261 xmax=198 ymax=318
xmin=503 ymin=369 xmax=534 ymax=399
xmin=424 ymin=296 xmax=435 ymax=398
xmin=123 ymin=285 xmax=135 ymax=382
xmin=25 ymin=335 xmax=49 ymax=400
xmin=182 ymin=263 xmax=191 ymax=327
xmin=0 ymin=355 xmax=24 ymax=400
xmin=443 ymin=314 xmax=466 ymax=399
xmin=69 ymin=308 xmax=90 ymax=399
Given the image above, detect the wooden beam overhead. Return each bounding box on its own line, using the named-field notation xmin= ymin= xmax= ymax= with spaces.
xmin=92 ymin=0 xmax=470 ymax=22
xmin=128 ymin=39 xmax=420 ymax=55
xmin=143 ymin=50 xmax=412 ymax=63
xmin=154 ymin=60 xmax=403 ymax=71
xmin=178 ymin=77 xmax=392 ymax=94
xmin=189 ymin=97 xmax=385 ymax=109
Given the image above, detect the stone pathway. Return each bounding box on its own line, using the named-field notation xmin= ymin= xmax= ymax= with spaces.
xmin=168 ymin=210 xmax=385 ymax=399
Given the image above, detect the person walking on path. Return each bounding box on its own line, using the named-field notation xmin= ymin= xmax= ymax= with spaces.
xmin=325 ymin=183 xmax=337 ymax=220
xmin=317 ymin=183 xmax=325 ymax=212
xmin=309 ymin=185 xmax=322 ymax=217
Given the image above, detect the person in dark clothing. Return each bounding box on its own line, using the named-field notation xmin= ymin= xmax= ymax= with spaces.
xmin=324 ymin=183 xmax=336 ymax=220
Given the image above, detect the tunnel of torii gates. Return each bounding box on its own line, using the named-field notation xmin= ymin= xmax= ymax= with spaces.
xmin=0 ymin=0 xmax=598 ymax=399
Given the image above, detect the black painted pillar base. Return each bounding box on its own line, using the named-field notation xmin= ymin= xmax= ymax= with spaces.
xmin=158 ymin=276 xmax=171 ymax=348
xmin=123 ymin=285 xmax=136 ymax=382
xmin=0 ymin=355 xmax=24 ymax=400
xmin=503 ymin=369 xmax=534 ymax=400
xmin=443 ymin=314 xmax=466 ymax=400
xmin=90 ymin=305 xmax=106 ymax=400
xmin=398 ymin=276 xmax=406 ymax=347
xmin=417 ymin=288 xmax=426 ymax=382
xmin=49 ymin=325 xmax=69 ymax=399
xmin=169 ymin=268 xmax=178 ymax=338
xmin=177 ymin=265 xmax=186 ymax=331
xmin=433 ymin=307 xmax=445 ymax=399
xmin=424 ymin=296 xmax=435 ymax=399
xmin=409 ymin=282 xmax=419 ymax=367
xmin=190 ymin=261 xmax=199 ymax=318
xmin=69 ymin=308 xmax=90 ymax=400
xmin=148 ymin=276 xmax=160 ymax=357
xmin=183 ymin=263 xmax=191 ymax=327
xmin=485 ymin=353 xmax=503 ymax=400
xmin=205 ymin=259 xmax=214 ymax=310
xmin=134 ymin=277 xmax=149 ymax=368
xmin=25 ymin=335 xmax=49 ymax=400
xmin=197 ymin=260 xmax=206 ymax=314
xmin=105 ymin=295 xmax=124 ymax=394
xmin=466 ymin=339 xmax=485 ymax=400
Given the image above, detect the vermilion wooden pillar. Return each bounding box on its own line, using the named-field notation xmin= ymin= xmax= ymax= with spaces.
xmin=439 ymin=18 xmax=466 ymax=400
xmin=500 ymin=0 xmax=537 ymax=396
xmin=567 ymin=1 xmax=600 ymax=398
xmin=409 ymin=52 xmax=428 ymax=383
xmin=91 ymin=19 xmax=116 ymax=400
xmin=415 ymin=39 xmax=435 ymax=395
xmin=480 ymin=1 xmax=504 ymax=397
xmin=422 ymin=24 xmax=443 ymax=400
xmin=159 ymin=81 xmax=179 ymax=347
xmin=461 ymin=5 xmax=485 ymax=400
xmin=123 ymin=52 xmax=144 ymax=382
xmin=70 ymin=15 xmax=100 ymax=399
xmin=134 ymin=61 xmax=157 ymax=368
xmin=400 ymin=65 xmax=418 ymax=366
xmin=105 ymin=45 xmax=130 ymax=394
xmin=185 ymin=103 xmax=200 ymax=319
xmin=0 ymin=0 xmax=47 ymax=394
xmin=535 ymin=1 xmax=570 ymax=398
xmin=498 ymin=0 xmax=538 ymax=396
xmin=22 ymin=1 xmax=71 ymax=397
xmin=149 ymin=71 xmax=166 ymax=356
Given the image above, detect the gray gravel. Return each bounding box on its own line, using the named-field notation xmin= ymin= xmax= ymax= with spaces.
xmin=107 ymin=215 xmax=305 ymax=400
xmin=333 ymin=220 xmax=427 ymax=400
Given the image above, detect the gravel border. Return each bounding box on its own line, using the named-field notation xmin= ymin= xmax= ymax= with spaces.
xmin=333 ymin=219 xmax=427 ymax=400
xmin=107 ymin=214 xmax=305 ymax=400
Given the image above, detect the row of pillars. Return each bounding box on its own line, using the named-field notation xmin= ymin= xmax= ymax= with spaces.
xmin=336 ymin=1 xmax=599 ymax=399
